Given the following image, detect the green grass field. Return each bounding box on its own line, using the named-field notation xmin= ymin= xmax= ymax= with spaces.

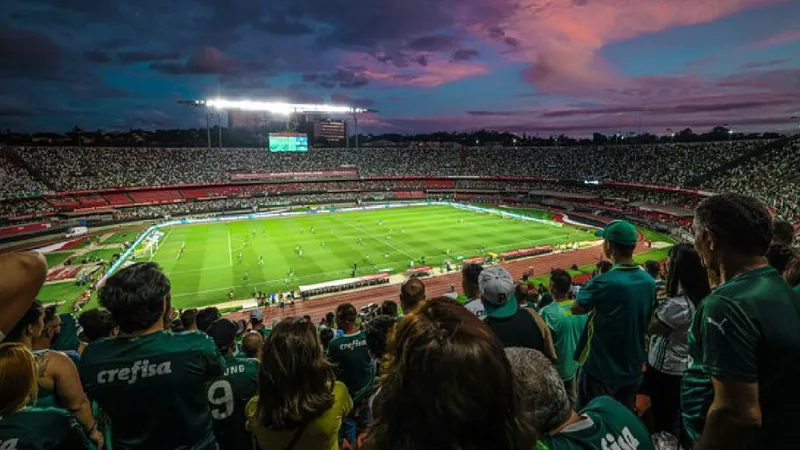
xmin=137 ymin=205 xmax=595 ymax=310
xmin=102 ymin=231 xmax=138 ymax=244
xmin=39 ymin=282 xmax=87 ymax=306
xmin=45 ymin=251 xmax=73 ymax=268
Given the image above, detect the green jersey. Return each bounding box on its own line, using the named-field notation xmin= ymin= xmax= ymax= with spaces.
xmin=209 ymin=354 xmax=259 ymax=450
xmin=681 ymin=266 xmax=800 ymax=448
xmin=575 ymin=265 xmax=655 ymax=388
xmin=52 ymin=313 xmax=81 ymax=352
xmin=80 ymin=330 xmax=226 ymax=450
xmin=541 ymin=300 xmax=588 ymax=381
xmin=543 ymin=396 xmax=653 ymax=450
xmin=794 ymin=283 xmax=800 ymax=294
xmin=327 ymin=331 xmax=375 ymax=402
xmin=0 ymin=407 xmax=90 ymax=450
xmin=256 ymin=324 xmax=271 ymax=338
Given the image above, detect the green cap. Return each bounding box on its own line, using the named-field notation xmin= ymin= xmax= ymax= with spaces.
xmin=595 ymin=220 xmax=638 ymax=246
xmin=479 ymin=267 xmax=519 ymax=319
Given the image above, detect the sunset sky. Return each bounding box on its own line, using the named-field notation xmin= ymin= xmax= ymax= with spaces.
xmin=1 ymin=0 xmax=798 ymax=135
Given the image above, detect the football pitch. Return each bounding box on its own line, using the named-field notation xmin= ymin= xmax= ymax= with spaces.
xmin=139 ymin=205 xmax=595 ymax=310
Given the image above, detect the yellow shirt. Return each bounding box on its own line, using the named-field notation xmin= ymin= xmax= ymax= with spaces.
xmin=246 ymin=381 xmax=353 ymax=450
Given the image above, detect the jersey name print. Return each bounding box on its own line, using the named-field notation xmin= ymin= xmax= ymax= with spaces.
xmin=96 ymin=359 xmax=172 ymax=384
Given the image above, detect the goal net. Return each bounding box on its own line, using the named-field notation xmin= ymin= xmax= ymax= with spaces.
xmin=133 ymin=231 xmax=164 ymax=259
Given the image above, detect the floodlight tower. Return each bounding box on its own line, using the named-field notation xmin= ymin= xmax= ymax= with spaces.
xmin=180 ymin=99 xmax=375 ymax=148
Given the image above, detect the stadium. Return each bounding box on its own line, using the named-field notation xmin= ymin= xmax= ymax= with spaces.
xmin=1 ymin=123 xmax=798 ymax=318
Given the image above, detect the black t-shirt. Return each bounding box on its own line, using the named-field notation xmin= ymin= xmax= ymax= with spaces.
xmin=485 ymin=308 xmax=544 ymax=350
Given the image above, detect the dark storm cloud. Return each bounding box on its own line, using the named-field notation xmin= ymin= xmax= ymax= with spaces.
xmin=0 ymin=26 xmax=63 ymax=77
xmin=303 ymin=69 xmax=369 ymax=88
xmin=257 ymin=17 xmax=314 ymax=36
xmin=406 ymin=34 xmax=460 ymax=52
xmin=466 ymin=110 xmax=524 ymax=116
xmin=150 ymin=47 xmax=236 ymax=75
xmin=84 ymin=50 xmax=113 ymax=63
xmin=330 ymin=92 xmax=376 ymax=108
xmin=453 ymin=48 xmax=480 ymax=61
xmin=118 ymin=51 xmax=181 ymax=64
xmin=487 ymin=27 xmax=505 ymax=38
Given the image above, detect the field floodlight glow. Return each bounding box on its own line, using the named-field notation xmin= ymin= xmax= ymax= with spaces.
xmin=204 ymin=98 xmax=368 ymax=115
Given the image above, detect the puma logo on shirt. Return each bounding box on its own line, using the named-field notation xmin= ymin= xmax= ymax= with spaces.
xmin=706 ymin=317 xmax=728 ymax=335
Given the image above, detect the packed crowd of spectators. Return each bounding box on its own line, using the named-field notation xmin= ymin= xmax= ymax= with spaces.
xmin=8 ymin=141 xmax=760 ymax=192
xmin=0 ymin=198 xmax=56 ymax=219
xmin=1 ymin=193 xmax=798 ymax=450
xmin=702 ymin=138 xmax=800 ymax=219
xmin=0 ymin=149 xmax=50 ymax=197
xmin=4 ymin=139 xmax=798 ymax=230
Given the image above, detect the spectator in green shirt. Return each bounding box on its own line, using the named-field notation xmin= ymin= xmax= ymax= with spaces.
xmin=328 ymin=303 xmax=375 ymax=447
xmin=572 ymin=220 xmax=655 ymax=411
xmin=506 ymin=347 xmax=653 ymax=450
xmin=541 ymin=269 xmax=588 ymax=408
xmin=681 ymin=193 xmax=800 ymax=450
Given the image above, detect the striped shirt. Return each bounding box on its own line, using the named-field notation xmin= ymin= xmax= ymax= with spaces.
xmin=648 ymin=295 xmax=694 ymax=375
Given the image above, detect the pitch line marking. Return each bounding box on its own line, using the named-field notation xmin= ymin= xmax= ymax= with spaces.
xmin=227 ymin=226 xmax=233 ymax=266
xmin=148 ymin=228 xmax=172 ymax=262
xmin=329 ymin=214 xmax=415 ymax=259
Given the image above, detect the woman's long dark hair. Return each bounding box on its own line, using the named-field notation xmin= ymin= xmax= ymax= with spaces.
xmin=256 ymin=317 xmax=334 ymax=430
xmin=665 ymin=243 xmax=711 ymax=306
xmin=365 ymin=297 xmax=538 ymax=450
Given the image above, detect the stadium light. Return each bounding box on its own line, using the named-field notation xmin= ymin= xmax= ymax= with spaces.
xmin=202 ymin=98 xmax=368 ymax=115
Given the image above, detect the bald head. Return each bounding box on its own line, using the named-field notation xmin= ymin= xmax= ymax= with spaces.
xmin=241 ymin=331 xmax=264 ymax=360
xmin=400 ymin=277 xmax=426 ymax=312
xmin=505 ymin=347 xmax=572 ymax=434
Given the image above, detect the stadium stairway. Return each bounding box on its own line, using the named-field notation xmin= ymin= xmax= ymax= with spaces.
xmin=684 ymin=136 xmax=794 ymax=187
xmin=4 ymin=147 xmax=59 ymax=191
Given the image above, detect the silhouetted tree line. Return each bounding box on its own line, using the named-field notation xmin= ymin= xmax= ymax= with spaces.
xmin=0 ymin=125 xmax=782 ymax=148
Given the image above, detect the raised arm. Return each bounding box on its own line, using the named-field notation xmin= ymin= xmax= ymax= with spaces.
xmin=0 ymin=252 xmax=47 ymax=340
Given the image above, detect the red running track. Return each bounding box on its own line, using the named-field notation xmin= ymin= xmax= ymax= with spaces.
xmin=224 ymin=243 xmax=653 ymax=324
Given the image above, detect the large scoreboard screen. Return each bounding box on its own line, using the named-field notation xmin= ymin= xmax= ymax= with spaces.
xmin=268 ymin=133 xmax=308 ymax=152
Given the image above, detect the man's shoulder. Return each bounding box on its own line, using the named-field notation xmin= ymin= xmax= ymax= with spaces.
xmin=235 ymin=356 xmax=260 ymax=371
xmin=716 ymin=270 xmax=794 ymax=303
xmin=612 ymin=267 xmax=656 ymax=285
xmin=583 ymin=395 xmax=630 ymax=416
xmin=540 ymin=301 xmax=563 ymax=314
xmin=169 ymin=330 xmax=219 ymax=352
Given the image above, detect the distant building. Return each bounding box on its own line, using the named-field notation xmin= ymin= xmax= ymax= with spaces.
xmin=313 ymin=119 xmax=347 ymax=142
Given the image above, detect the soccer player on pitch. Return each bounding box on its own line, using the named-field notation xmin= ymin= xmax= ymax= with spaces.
xmin=206 ymin=319 xmax=258 ymax=450
xmin=80 ymin=262 xmax=226 ymax=450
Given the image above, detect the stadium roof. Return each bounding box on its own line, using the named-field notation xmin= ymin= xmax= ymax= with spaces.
xmin=178 ymin=99 xmax=375 ymax=115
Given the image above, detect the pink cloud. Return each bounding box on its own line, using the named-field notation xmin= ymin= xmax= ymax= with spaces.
xmin=340 ymin=51 xmax=488 ymax=87
xmin=367 ymin=67 xmax=800 ymax=135
xmin=744 ymin=31 xmax=800 ymax=50
xmin=461 ymin=0 xmax=782 ymax=95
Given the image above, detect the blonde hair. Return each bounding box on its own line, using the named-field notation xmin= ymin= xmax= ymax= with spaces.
xmin=0 ymin=343 xmax=38 ymax=415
